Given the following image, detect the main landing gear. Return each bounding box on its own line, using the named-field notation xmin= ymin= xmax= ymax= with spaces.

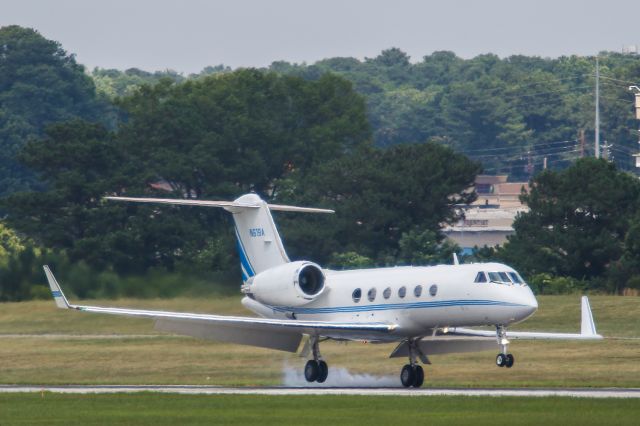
xmin=495 ymin=325 xmax=515 ymax=368
xmin=304 ymin=336 xmax=329 ymax=383
xmin=400 ymin=339 xmax=425 ymax=388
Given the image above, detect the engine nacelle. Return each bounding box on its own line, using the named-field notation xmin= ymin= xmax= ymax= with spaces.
xmin=245 ymin=261 xmax=326 ymax=307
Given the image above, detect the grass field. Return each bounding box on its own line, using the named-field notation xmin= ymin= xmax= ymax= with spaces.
xmin=0 ymin=295 xmax=638 ymax=387
xmin=1 ymin=394 xmax=639 ymax=425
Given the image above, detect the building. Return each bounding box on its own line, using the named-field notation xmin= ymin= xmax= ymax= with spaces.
xmin=442 ymin=175 xmax=529 ymax=254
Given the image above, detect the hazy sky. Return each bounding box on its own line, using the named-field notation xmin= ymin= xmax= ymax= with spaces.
xmin=2 ymin=0 xmax=638 ymax=73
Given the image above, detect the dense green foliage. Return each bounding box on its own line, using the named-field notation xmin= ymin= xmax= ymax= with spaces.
xmin=1 ymin=69 xmax=378 ymax=279
xmin=0 ymin=26 xmax=107 ymax=196
xmin=277 ymin=143 xmax=479 ymax=264
xmin=2 ymin=67 xmax=478 ymax=286
xmin=95 ymin=48 xmax=640 ymax=180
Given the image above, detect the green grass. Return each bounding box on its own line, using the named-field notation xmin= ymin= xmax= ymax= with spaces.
xmin=0 ymin=394 xmax=638 ymax=425
xmin=0 ymin=295 xmax=638 ymax=387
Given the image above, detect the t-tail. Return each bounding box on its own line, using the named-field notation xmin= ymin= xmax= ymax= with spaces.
xmin=105 ymin=193 xmax=334 ymax=282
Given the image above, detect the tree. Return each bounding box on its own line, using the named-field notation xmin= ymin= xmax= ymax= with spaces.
xmin=397 ymin=228 xmax=459 ymax=265
xmin=278 ymin=142 xmax=480 ymax=264
xmin=0 ymin=25 xmax=105 ymax=196
xmin=502 ymin=158 xmax=640 ymax=287
xmin=116 ymin=70 xmax=370 ymax=198
xmin=0 ymin=222 xmax=25 ymax=261
xmin=2 ymin=70 xmax=371 ymax=274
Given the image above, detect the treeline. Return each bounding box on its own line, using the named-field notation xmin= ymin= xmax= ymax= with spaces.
xmin=93 ymin=48 xmax=640 ymax=180
xmin=2 ymin=25 xmax=640 ymax=300
xmin=0 ymin=26 xmax=478 ymax=300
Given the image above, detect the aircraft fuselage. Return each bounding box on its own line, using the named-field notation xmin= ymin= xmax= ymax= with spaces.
xmin=242 ymin=262 xmax=538 ymax=341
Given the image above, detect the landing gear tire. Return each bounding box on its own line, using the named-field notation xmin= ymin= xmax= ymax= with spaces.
xmin=400 ymin=364 xmax=416 ymax=388
xmin=304 ymin=360 xmax=319 ymax=382
xmin=413 ymin=365 xmax=424 ymax=388
xmin=496 ymin=353 xmax=507 ymax=367
xmin=317 ymin=360 xmax=329 ymax=383
xmin=505 ymin=353 xmax=514 ymax=368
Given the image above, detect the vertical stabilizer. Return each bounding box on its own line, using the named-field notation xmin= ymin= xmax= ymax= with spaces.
xmin=226 ymin=194 xmax=290 ymax=281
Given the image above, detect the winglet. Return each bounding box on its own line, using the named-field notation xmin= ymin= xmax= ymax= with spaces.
xmin=580 ymin=296 xmax=598 ymax=336
xmin=43 ymin=265 xmax=71 ymax=309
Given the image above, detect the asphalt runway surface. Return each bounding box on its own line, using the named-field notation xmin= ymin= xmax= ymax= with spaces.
xmin=1 ymin=385 xmax=638 ymax=398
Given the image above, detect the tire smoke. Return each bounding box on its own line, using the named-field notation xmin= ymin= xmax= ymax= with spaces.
xmin=282 ymin=362 xmax=401 ymax=387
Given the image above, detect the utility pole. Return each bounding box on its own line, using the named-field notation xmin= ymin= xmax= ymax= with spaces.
xmin=579 ymin=129 xmax=586 ymax=158
xmin=630 ymin=85 xmax=640 ymax=169
xmin=602 ymin=140 xmax=611 ymax=161
xmin=595 ymin=57 xmax=600 ymax=158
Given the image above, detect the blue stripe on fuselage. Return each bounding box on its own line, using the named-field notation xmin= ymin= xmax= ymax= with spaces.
xmin=266 ymin=299 xmax=526 ymax=315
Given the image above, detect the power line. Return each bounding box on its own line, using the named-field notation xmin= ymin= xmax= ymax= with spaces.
xmin=599 ymin=75 xmax=639 ymax=85
xmin=458 ymin=139 xmax=578 ymax=156
xmin=479 ymin=149 xmax=581 ymax=172
xmin=469 ymin=146 xmax=580 ymax=162
xmin=451 ymin=73 xmax=593 ymax=98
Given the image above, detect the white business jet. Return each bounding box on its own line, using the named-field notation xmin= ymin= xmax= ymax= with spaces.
xmin=44 ymin=193 xmax=602 ymax=388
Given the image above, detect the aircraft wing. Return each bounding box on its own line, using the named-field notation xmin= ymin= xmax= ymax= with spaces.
xmin=445 ymin=296 xmax=603 ymax=341
xmin=44 ymin=266 xmax=396 ymax=352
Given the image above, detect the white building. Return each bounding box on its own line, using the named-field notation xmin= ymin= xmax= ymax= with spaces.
xmin=442 ymin=176 xmax=529 ymax=253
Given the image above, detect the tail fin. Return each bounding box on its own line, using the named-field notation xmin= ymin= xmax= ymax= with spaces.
xmin=230 ymin=194 xmax=290 ymax=280
xmin=105 ymin=193 xmax=333 ymax=282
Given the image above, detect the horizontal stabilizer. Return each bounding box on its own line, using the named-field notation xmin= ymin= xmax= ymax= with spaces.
xmin=581 ymin=295 xmax=598 ymax=336
xmin=105 ymin=196 xmax=334 ymax=214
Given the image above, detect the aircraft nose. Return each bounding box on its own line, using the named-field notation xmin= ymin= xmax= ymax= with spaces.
xmin=522 ymin=289 xmax=538 ymax=318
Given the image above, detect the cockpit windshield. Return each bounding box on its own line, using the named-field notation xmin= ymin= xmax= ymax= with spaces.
xmin=477 ymin=270 xmax=527 ymax=285
xmin=508 ymin=272 xmax=524 ymax=284
xmin=487 ymin=272 xmax=502 ymax=283
xmin=498 ymin=272 xmax=511 ymax=283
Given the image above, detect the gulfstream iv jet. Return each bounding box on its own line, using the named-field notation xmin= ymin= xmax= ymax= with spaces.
xmin=45 ymin=193 xmax=602 ymax=388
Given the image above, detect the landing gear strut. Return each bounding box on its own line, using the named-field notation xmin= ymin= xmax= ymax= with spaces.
xmin=495 ymin=325 xmax=515 ymax=368
xmin=304 ymin=336 xmax=329 ymax=383
xmin=400 ymin=339 xmax=425 ymax=388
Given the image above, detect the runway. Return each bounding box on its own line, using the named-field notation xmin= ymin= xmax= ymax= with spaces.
xmin=1 ymin=385 xmax=639 ymax=398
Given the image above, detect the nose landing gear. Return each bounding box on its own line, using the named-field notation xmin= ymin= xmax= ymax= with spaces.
xmin=495 ymin=325 xmax=515 ymax=368
xmin=496 ymin=353 xmax=514 ymax=368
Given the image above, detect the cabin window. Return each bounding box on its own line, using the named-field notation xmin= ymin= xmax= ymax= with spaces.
xmin=508 ymin=272 xmax=524 ymax=284
xmin=488 ymin=272 xmax=502 ymax=283
xmin=429 ymin=284 xmax=438 ymax=297
xmin=414 ymin=285 xmax=423 ymax=298
xmin=383 ymin=287 xmax=391 ymax=299
xmin=474 ymin=272 xmax=487 ymax=283
xmin=352 ymin=288 xmax=361 ymax=303
xmin=398 ymin=286 xmax=406 ymax=298
xmin=498 ymin=272 xmax=512 ymax=283
xmin=367 ymin=287 xmax=377 ymax=302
